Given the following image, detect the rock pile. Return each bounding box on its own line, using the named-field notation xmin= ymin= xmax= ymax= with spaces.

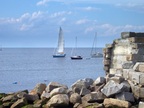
xmin=1 ymin=32 xmax=144 ymax=108
xmin=0 ymin=77 xmax=140 ymax=108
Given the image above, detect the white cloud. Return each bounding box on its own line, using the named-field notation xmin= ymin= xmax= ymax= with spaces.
xmin=116 ymin=2 xmax=144 ymax=13
xmin=80 ymin=6 xmax=100 ymax=11
xmin=75 ymin=19 xmax=89 ymax=25
xmin=20 ymin=24 xmax=33 ymax=31
xmin=50 ymin=11 xmax=72 ymax=18
xmin=36 ymin=0 xmax=49 ymax=6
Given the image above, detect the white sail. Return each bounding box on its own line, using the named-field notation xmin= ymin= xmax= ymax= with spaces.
xmin=57 ymin=27 xmax=64 ymax=54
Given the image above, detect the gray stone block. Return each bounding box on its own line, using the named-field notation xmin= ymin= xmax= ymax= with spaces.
xmin=115 ymin=92 xmax=135 ymax=102
xmin=101 ymin=80 xmax=122 ymax=97
xmin=139 ymin=101 xmax=144 ymax=108
xmin=122 ymin=61 xmax=134 ymax=69
xmin=129 ymin=81 xmax=144 ymax=99
xmin=133 ymin=62 xmax=144 ymax=72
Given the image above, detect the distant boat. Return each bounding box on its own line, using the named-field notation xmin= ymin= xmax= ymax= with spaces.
xmin=53 ymin=27 xmax=66 ymax=57
xmin=91 ymin=32 xmax=103 ymax=58
xmin=71 ymin=37 xmax=83 ymax=60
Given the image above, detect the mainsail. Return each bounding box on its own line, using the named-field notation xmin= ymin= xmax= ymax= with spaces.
xmin=57 ymin=27 xmax=64 ymax=54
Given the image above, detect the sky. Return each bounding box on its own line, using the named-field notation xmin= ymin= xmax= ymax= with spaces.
xmin=0 ymin=0 xmax=144 ymax=48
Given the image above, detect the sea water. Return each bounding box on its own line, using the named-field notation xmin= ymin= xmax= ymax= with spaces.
xmin=0 ymin=48 xmax=105 ymax=93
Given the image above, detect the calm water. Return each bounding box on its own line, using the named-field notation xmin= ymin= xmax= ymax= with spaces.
xmin=0 ymin=48 xmax=105 ymax=93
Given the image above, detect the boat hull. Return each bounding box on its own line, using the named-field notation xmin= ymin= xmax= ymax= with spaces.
xmin=71 ymin=56 xmax=83 ymax=60
xmin=91 ymin=53 xmax=103 ymax=58
xmin=53 ymin=54 xmax=66 ymax=58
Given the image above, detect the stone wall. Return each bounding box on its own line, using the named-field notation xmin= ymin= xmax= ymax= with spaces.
xmin=103 ymin=32 xmax=144 ymax=100
xmin=103 ymin=32 xmax=144 ymax=74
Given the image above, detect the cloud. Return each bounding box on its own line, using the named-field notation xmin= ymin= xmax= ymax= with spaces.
xmin=75 ymin=19 xmax=89 ymax=25
xmin=79 ymin=6 xmax=101 ymax=11
xmin=36 ymin=0 xmax=49 ymax=6
xmin=115 ymin=2 xmax=144 ymax=13
xmin=50 ymin=11 xmax=72 ymax=18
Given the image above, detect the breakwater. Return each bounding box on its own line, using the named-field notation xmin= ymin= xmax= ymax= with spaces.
xmin=1 ymin=32 xmax=144 ymax=108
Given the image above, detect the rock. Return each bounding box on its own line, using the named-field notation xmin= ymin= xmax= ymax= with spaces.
xmin=101 ymin=80 xmax=122 ymax=97
xmin=108 ymin=76 xmax=125 ymax=84
xmin=70 ymin=93 xmax=81 ymax=104
xmin=133 ymin=62 xmax=144 ymax=72
xmin=139 ymin=101 xmax=144 ymax=108
xmin=83 ymin=78 xmax=94 ymax=87
xmin=50 ymin=87 xmax=67 ymax=97
xmin=2 ymin=102 xmax=13 ymax=108
xmin=30 ymin=83 xmax=46 ymax=95
xmin=80 ymin=87 xmax=91 ymax=96
xmin=71 ymin=79 xmax=88 ymax=89
xmin=2 ymin=94 xmax=17 ymax=103
xmin=120 ymin=80 xmax=131 ymax=92
xmin=33 ymin=98 xmax=48 ymax=108
xmin=10 ymin=98 xmax=27 ymax=108
xmin=23 ymin=94 xmax=39 ymax=103
xmin=45 ymin=82 xmax=68 ymax=93
xmin=104 ymin=98 xmax=131 ymax=108
xmin=115 ymin=92 xmax=135 ymax=102
xmin=93 ymin=77 xmax=106 ymax=86
xmin=122 ymin=61 xmax=134 ymax=69
xmin=40 ymin=91 xmax=50 ymax=99
xmin=82 ymin=92 xmax=106 ymax=103
xmin=46 ymin=94 xmax=69 ymax=107
xmin=129 ymin=81 xmax=144 ymax=99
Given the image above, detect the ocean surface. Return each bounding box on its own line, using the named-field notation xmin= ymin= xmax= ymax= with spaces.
xmin=0 ymin=48 xmax=105 ymax=93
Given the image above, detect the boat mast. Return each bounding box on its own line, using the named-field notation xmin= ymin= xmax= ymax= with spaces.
xmin=91 ymin=32 xmax=97 ymax=55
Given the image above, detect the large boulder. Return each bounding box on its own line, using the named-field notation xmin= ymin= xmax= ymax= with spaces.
xmin=10 ymin=98 xmax=27 ymax=108
xmin=70 ymin=93 xmax=81 ymax=104
xmin=93 ymin=77 xmax=106 ymax=86
xmin=30 ymin=83 xmax=46 ymax=95
xmin=45 ymin=82 xmax=68 ymax=93
xmin=115 ymin=92 xmax=135 ymax=102
xmin=50 ymin=87 xmax=67 ymax=97
xmin=46 ymin=94 xmax=69 ymax=107
xmin=104 ymin=98 xmax=131 ymax=108
xmin=101 ymin=80 xmax=122 ymax=97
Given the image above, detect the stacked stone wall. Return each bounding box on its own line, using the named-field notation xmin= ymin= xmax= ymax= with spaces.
xmin=103 ymin=32 xmax=144 ymax=100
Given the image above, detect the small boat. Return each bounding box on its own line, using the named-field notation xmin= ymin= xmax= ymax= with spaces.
xmin=71 ymin=37 xmax=83 ymax=60
xmin=91 ymin=32 xmax=103 ymax=58
xmin=53 ymin=27 xmax=66 ymax=58
xmin=71 ymin=55 xmax=82 ymax=60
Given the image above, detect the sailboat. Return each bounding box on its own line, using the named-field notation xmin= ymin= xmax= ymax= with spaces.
xmin=71 ymin=37 xmax=82 ymax=60
xmin=91 ymin=32 xmax=103 ymax=58
xmin=53 ymin=27 xmax=66 ymax=57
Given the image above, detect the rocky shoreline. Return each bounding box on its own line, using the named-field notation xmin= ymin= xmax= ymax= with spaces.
xmin=0 ymin=75 xmax=141 ymax=108
xmin=1 ymin=32 xmax=144 ymax=108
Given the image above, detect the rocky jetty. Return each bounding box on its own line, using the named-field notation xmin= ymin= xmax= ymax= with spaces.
xmin=1 ymin=32 xmax=144 ymax=108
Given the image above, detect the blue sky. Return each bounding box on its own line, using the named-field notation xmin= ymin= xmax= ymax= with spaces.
xmin=0 ymin=0 xmax=144 ymax=48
